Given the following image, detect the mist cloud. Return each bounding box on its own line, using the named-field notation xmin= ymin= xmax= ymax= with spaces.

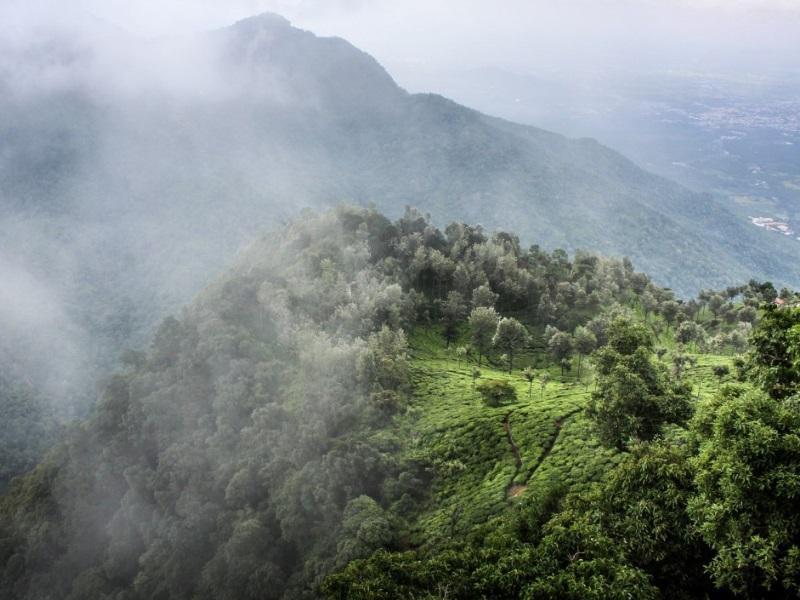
xmin=23 ymin=0 xmax=796 ymax=74
xmin=5 ymin=0 xmax=798 ymax=94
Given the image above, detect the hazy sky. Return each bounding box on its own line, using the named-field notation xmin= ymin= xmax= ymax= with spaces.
xmin=11 ymin=0 xmax=800 ymax=84
xmin=59 ymin=0 xmax=800 ymax=36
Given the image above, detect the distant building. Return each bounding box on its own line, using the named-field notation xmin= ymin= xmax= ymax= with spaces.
xmin=773 ymin=297 xmax=800 ymax=309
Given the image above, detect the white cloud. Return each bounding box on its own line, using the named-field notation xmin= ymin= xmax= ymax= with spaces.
xmin=24 ymin=0 xmax=796 ymax=39
xmin=5 ymin=1 xmax=798 ymax=92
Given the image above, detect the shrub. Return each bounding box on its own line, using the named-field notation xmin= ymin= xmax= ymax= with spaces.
xmin=476 ymin=379 xmax=517 ymax=407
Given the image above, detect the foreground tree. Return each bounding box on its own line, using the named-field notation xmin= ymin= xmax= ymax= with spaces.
xmin=455 ymin=346 xmax=468 ymax=371
xmin=588 ymin=319 xmax=692 ymax=450
xmin=594 ymin=442 xmax=713 ymax=598
xmin=675 ymin=320 xmax=703 ymax=348
xmin=471 ymin=284 xmax=498 ymax=309
xmin=747 ymin=304 xmax=800 ymax=399
xmin=660 ymin=300 xmax=680 ymax=328
xmin=689 ymin=388 xmax=800 ymax=597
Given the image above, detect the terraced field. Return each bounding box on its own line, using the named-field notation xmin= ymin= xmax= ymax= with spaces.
xmin=399 ymin=325 xmax=734 ymax=543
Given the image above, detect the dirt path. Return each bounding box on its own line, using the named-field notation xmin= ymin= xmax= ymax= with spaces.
xmin=502 ymin=413 xmax=523 ymax=470
xmin=504 ymin=407 xmax=584 ymax=499
xmin=502 ymin=411 xmax=524 ymax=498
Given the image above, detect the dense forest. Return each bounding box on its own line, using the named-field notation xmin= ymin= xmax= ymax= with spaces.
xmin=1 ymin=206 xmax=798 ymax=599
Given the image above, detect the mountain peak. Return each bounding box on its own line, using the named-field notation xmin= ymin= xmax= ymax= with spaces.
xmin=217 ymin=11 xmax=403 ymax=112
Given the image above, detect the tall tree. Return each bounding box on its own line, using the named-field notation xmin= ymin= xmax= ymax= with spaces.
xmin=690 ymin=388 xmax=800 ymax=597
xmin=522 ymin=367 xmax=536 ymax=400
xmin=455 ymin=346 xmax=468 ymax=371
xmin=547 ymin=331 xmax=573 ymax=372
xmin=595 ymin=442 xmax=713 ymax=597
xmin=471 ymin=284 xmax=499 ymax=309
xmin=588 ymin=319 xmax=692 ymax=450
xmin=660 ymin=300 xmax=680 ymax=329
xmin=468 ymin=307 xmax=499 ymax=366
xmin=540 ymin=372 xmax=550 ymax=400
xmin=492 ymin=317 xmax=528 ymax=372
xmin=641 ymin=291 xmax=659 ymax=321
xmin=440 ymin=291 xmax=467 ymax=347
xmin=747 ymin=305 xmax=800 ymax=399
xmin=573 ymin=325 xmax=597 ymax=378
xmin=712 ymin=365 xmax=730 ymax=390
xmin=675 ymin=321 xmax=702 ymax=348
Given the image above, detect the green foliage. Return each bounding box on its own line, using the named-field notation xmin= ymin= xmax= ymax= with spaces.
xmin=523 ymin=508 xmax=659 ymax=600
xmin=0 ymin=377 xmax=59 ymax=492
xmin=475 ymin=379 xmax=517 ymax=407
xmin=573 ymin=326 xmax=597 ymax=355
xmin=594 ymin=443 xmax=711 ymax=597
xmin=547 ymin=330 xmax=573 ymax=374
xmin=605 ymin=319 xmax=652 ymax=355
xmin=404 ymin=324 xmax=613 ymax=547
xmin=322 ymin=483 xmax=660 ymax=600
xmin=712 ymin=364 xmax=730 ymax=387
xmin=356 ymin=325 xmax=411 ymax=394
xmin=439 ymin=291 xmax=467 ymax=347
xmin=676 ymin=320 xmax=703 ymax=346
xmin=747 ymin=305 xmax=800 ymax=399
xmin=471 ymin=284 xmax=498 ymax=309
xmin=689 ymin=388 xmax=800 ymax=597
xmin=471 ymin=366 xmax=481 ymax=387
xmin=0 ymin=209 xmax=420 ymax=600
xmin=573 ymin=325 xmax=597 ymax=377
xmin=468 ymin=306 xmax=499 ymax=366
xmin=492 ymin=317 xmax=528 ymax=372
xmin=589 ymin=319 xmax=692 ymax=449
xmin=335 ymin=496 xmax=395 ymax=568
xmin=521 ymin=366 xmax=536 ymax=399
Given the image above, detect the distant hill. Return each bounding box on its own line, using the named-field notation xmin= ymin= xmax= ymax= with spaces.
xmin=1 ymin=12 xmax=798 ymax=414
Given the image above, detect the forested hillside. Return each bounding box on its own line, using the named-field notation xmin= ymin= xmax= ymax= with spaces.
xmin=2 ymin=206 xmax=797 ymax=599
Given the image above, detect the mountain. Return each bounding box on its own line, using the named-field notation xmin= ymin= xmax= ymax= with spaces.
xmin=1 ymin=12 xmax=798 ymax=413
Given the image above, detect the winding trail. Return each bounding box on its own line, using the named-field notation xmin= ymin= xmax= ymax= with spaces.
xmin=502 ymin=411 xmax=524 ymax=498
xmin=502 ymin=413 xmax=523 ymax=470
xmin=503 ymin=407 xmax=584 ymax=499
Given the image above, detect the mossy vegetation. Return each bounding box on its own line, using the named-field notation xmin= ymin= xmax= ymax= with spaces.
xmin=376 ymin=322 xmax=734 ymax=547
